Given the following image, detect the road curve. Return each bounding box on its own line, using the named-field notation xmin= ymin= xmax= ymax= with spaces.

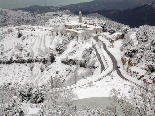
xmin=97 ymin=37 xmax=154 ymax=93
xmin=49 ymin=38 xmax=112 ymax=91
xmin=49 ymin=35 xmax=153 ymax=94
xmin=93 ymin=45 xmax=105 ymax=72
xmin=101 ymin=41 xmax=127 ymax=80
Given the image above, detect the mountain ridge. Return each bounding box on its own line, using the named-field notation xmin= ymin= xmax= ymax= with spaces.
xmin=74 ymin=3 xmax=155 ymax=27
xmin=95 ymin=3 xmax=155 ymax=27
xmin=13 ymin=5 xmax=66 ymax=14
xmin=9 ymin=1 xmax=155 ymax=28
xmin=63 ymin=0 xmax=155 ymax=11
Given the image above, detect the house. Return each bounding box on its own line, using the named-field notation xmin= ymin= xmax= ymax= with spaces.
xmin=65 ymin=11 xmax=103 ymax=35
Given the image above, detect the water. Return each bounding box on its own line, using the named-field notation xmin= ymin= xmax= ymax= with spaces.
xmin=1 ymin=0 xmax=92 ymax=9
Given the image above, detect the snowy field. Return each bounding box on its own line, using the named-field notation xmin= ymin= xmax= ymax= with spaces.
xmin=74 ymin=71 xmax=134 ymax=99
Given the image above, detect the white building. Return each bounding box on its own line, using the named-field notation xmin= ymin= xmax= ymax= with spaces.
xmin=65 ymin=11 xmax=103 ymax=34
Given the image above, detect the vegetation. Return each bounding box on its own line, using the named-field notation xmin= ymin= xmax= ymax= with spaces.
xmin=110 ymin=84 xmax=155 ymax=116
xmin=121 ymin=25 xmax=155 ymax=83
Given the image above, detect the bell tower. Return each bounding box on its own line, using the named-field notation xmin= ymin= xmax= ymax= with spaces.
xmin=79 ymin=11 xmax=82 ymax=23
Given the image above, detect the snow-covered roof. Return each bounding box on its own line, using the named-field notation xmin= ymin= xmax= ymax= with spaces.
xmin=65 ymin=29 xmax=84 ymax=34
xmin=65 ymin=21 xmax=81 ymax=25
xmin=81 ymin=24 xmax=87 ymax=26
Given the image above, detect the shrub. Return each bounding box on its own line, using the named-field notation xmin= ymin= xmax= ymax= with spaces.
xmin=18 ymin=84 xmax=45 ymax=104
xmin=1 ymin=99 xmax=24 ymax=116
xmin=38 ymin=89 xmax=77 ymax=115
xmin=56 ymin=44 xmax=65 ymax=54
xmin=17 ymin=32 xmax=22 ymax=38
xmin=49 ymin=53 xmax=55 ymax=63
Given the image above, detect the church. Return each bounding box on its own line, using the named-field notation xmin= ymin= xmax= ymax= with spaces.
xmin=64 ymin=11 xmax=103 ymax=34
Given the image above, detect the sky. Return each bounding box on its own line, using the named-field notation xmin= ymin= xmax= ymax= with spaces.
xmin=1 ymin=0 xmax=93 ymax=9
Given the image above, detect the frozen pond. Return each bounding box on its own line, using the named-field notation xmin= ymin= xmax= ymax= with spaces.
xmin=73 ymin=97 xmax=123 ymax=112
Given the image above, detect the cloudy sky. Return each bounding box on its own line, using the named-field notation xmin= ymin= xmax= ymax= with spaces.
xmin=1 ymin=0 xmax=93 ymax=9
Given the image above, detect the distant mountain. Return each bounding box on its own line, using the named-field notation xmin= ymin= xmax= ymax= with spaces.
xmin=9 ymin=1 xmax=155 ymax=28
xmin=74 ymin=3 xmax=155 ymax=28
xmin=94 ymin=3 xmax=155 ymax=27
xmin=63 ymin=0 xmax=155 ymax=12
xmin=1 ymin=8 xmax=57 ymax=27
xmin=13 ymin=5 xmax=66 ymax=14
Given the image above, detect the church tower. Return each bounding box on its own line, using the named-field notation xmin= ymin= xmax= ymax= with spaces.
xmin=79 ymin=11 xmax=82 ymax=23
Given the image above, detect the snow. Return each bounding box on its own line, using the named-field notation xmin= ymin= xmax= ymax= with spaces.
xmin=98 ymin=33 xmax=146 ymax=86
xmin=21 ymin=103 xmax=40 ymax=115
xmin=130 ymin=66 xmax=147 ymax=75
xmin=65 ymin=21 xmax=81 ymax=25
xmin=73 ymin=31 xmax=151 ymax=99
xmin=0 ymin=64 xmax=31 ymax=85
xmin=74 ymin=71 xmax=133 ymax=99
xmin=71 ymin=35 xmax=135 ymax=99
xmin=27 ymin=107 xmax=40 ymax=115
xmin=129 ymin=32 xmax=138 ymax=45
xmin=65 ymin=29 xmax=84 ymax=34
xmin=2 ymin=9 xmax=154 ymax=116
xmin=98 ymin=41 xmax=110 ymax=70
xmin=0 ymin=22 xmax=137 ymax=102
xmin=1 ymin=25 xmax=54 ymax=60
xmin=50 ymin=39 xmax=114 ymax=93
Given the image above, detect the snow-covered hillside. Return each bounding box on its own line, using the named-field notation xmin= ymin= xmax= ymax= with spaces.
xmin=0 ymin=9 xmax=129 ymax=88
xmin=0 ymin=23 xmax=101 ymax=86
xmin=1 ymin=9 xmax=68 ymax=27
xmin=1 ymin=9 xmax=155 ymax=116
xmin=1 ymin=8 xmax=129 ymax=32
xmin=121 ymin=25 xmax=155 ymax=84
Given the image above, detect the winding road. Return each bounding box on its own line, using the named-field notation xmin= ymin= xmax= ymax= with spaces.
xmin=95 ymin=35 xmax=154 ymax=93
xmin=93 ymin=45 xmax=105 ymax=72
xmin=49 ymin=35 xmax=153 ymax=94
